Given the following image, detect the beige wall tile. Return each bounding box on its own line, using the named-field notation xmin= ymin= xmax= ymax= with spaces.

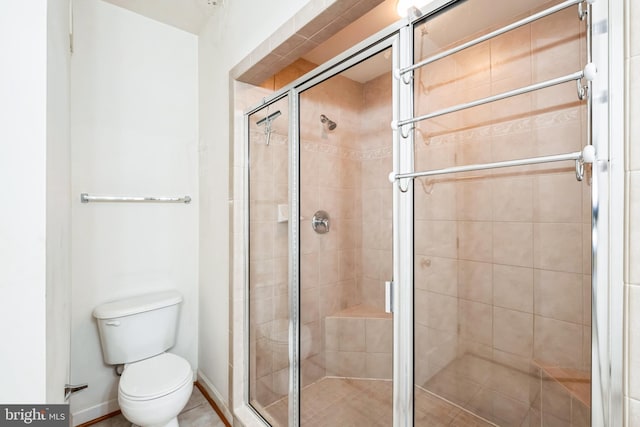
xmin=630 ymin=57 xmax=640 ymax=171
xmin=300 ymin=252 xmax=319 ymax=289
xmin=493 ymin=307 xmax=534 ymax=358
xmin=492 ymin=177 xmax=534 ymax=222
xmin=629 ymin=285 xmax=640 ymax=400
xmin=338 ymin=318 xmax=366 ymax=352
xmin=459 ymin=221 xmax=493 ymax=262
xmin=456 ymin=42 xmax=491 ymax=90
xmin=458 ymin=260 xmax=492 ymax=304
xmin=365 ymin=352 xmax=392 ymax=379
xmin=629 ymin=397 xmax=640 ymax=427
xmin=459 ymin=299 xmax=492 ymax=346
xmin=534 ymin=223 xmax=582 ymax=273
xmin=327 ymin=351 xmax=367 ymax=378
xmin=325 ymin=317 xmax=339 ymax=351
xmin=534 ymin=112 xmax=582 ymax=156
xmin=365 ymin=318 xmax=392 ymax=353
xmin=492 ymin=131 xmax=535 ymax=164
xmin=457 ymin=181 xmax=493 ymax=221
xmin=493 ymin=222 xmax=534 ymax=267
xmin=534 ymin=173 xmax=583 ymax=223
xmin=415 ymin=256 xmax=458 ymax=296
xmin=534 ymin=316 xmax=582 ymax=368
xmin=426 ymin=292 xmax=458 ymax=333
xmin=491 ymin=78 xmax=532 ymax=124
xmin=416 ymin=179 xmax=455 ymax=222
xmin=490 ymin=25 xmax=531 ymax=85
xmin=301 ymin=288 xmax=319 ymax=325
xmin=530 ymin=8 xmax=581 ymax=109
xmin=629 ymin=172 xmax=640 ymax=283
xmin=632 ymin=0 xmax=640 ymax=58
xmin=534 ymin=269 xmax=583 ymax=324
xmin=493 ymin=265 xmax=534 ymax=313
xmin=415 ymin=219 xmax=458 ymax=258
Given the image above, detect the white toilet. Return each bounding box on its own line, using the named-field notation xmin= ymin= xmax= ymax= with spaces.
xmin=93 ymin=290 xmax=193 ymax=427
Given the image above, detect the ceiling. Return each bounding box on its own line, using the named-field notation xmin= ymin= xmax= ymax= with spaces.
xmin=101 ymin=0 xmax=219 ymax=34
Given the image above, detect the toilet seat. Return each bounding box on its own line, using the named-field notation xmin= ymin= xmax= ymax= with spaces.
xmin=119 ymin=353 xmax=192 ymax=401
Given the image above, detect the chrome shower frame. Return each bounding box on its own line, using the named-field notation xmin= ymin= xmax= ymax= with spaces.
xmin=240 ymin=0 xmax=624 ymax=425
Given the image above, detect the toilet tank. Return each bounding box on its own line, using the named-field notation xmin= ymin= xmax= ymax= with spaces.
xmin=93 ymin=290 xmax=183 ymax=365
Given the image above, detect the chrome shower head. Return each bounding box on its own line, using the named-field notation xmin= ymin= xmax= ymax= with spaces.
xmin=320 ymin=114 xmax=337 ymax=131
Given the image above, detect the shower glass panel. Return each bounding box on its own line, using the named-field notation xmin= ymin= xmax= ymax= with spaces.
xmin=412 ymin=1 xmax=591 ymax=425
xmin=248 ymin=96 xmax=290 ymax=426
xmin=297 ymin=48 xmax=394 ymax=426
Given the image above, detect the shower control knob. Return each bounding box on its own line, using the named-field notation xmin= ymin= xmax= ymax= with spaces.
xmin=312 ymin=210 xmax=330 ymax=234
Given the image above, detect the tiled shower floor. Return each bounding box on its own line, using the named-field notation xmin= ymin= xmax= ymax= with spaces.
xmin=256 ymin=354 xmax=590 ymax=426
xmin=258 ymin=377 xmax=495 ymax=426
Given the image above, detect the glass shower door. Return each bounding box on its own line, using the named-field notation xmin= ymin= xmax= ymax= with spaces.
xmin=247 ymin=95 xmax=291 ymax=427
xmin=297 ymin=47 xmax=395 ymax=426
xmin=409 ymin=1 xmax=592 ymax=425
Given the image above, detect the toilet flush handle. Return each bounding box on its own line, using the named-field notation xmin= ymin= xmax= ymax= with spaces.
xmin=106 ymin=320 xmax=120 ymax=326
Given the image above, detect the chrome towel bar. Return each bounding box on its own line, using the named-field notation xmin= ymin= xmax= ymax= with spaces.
xmin=392 ymin=65 xmax=595 ymax=133
xmin=389 ymin=146 xmax=596 ymax=189
xmin=395 ymin=0 xmax=587 ymax=80
xmin=80 ymin=193 xmax=192 ymax=204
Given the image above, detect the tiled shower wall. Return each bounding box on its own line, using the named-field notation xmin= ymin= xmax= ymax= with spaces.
xmin=360 ymin=71 xmax=393 ymax=309
xmin=413 ymin=5 xmax=591 ymax=387
xmin=299 ymin=74 xmax=364 ymax=387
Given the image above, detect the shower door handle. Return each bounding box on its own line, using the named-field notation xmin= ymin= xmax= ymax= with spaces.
xmin=385 ymin=281 xmax=393 ymax=313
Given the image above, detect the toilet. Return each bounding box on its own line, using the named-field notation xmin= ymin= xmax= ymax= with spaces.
xmin=93 ymin=290 xmax=193 ymax=427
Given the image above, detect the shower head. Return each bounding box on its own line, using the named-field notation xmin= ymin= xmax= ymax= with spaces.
xmin=320 ymin=114 xmax=337 ymax=131
xmin=256 ymin=110 xmax=281 ymax=126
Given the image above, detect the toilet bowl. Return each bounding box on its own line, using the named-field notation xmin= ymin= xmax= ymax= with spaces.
xmin=118 ymin=353 xmax=193 ymax=427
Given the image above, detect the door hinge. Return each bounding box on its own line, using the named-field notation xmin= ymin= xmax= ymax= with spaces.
xmin=385 ymin=280 xmax=393 ymax=313
xmin=69 ymin=0 xmax=74 ymax=54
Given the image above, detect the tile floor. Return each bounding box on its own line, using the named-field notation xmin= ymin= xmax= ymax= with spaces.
xmin=89 ymin=386 xmax=226 ymax=427
xmin=256 ymin=354 xmax=591 ymax=426
xmin=257 ymin=377 xmax=495 ymax=426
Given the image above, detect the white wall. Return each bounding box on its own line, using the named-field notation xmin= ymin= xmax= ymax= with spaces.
xmin=69 ymin=0 xmax=198 ymax=422
xmin=46 ymin=0 xmax=72 ymax=403
xmin=0 ymin=0 xmax=49 ymax=403
xmin=197 ymin=0 xmax=311 ymax=409
xmin=0 ymin=0 xmax=71 ymax=404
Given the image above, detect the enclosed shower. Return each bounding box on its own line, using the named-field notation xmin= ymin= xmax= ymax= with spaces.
xmin=244 ymin=0 xmax=612 ymax=425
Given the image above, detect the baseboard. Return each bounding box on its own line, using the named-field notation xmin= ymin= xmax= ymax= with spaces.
xmin=196 ymin=371 xmax=232 ymax=426
xmin=71 ymin=398 xmax=119 ymax=426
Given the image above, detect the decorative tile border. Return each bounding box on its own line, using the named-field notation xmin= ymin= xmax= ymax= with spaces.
xmin=249 ymin=106 xmax=581 ymax=162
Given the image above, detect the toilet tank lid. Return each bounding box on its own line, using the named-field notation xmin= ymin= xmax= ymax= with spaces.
xmin=93 ymin=290 xmax=183 ymax=319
